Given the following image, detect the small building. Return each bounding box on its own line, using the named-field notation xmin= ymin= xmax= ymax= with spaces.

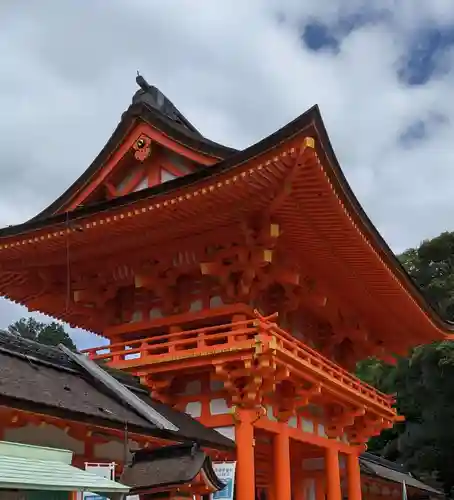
xmin=0 ymin=439 xmax=128 ymax=500
xmin=0 ymin=331 xmax=232 ymax=497
xmin=359 ymin=453 xmax=442 ymax=500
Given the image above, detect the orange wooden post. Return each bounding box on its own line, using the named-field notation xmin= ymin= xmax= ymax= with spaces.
xmin=315 ymin=476 xmax=325 ymax=500
xmin=293 ymin=479 xmax=305 ymax=500
xmin=346 ymin=452 xmax=362 ymax=500
xmin=273 ymin=423 xmax=291 ymax=500
xmin=325 ymin=446 xmax=342 ymax=500
xmin=109 ymin=336 xmax=123 ymax=363
xmin=292 ymin=470 xmax=305 ymax=500
xmin=235 ymin=408 xmax=256 ymax=500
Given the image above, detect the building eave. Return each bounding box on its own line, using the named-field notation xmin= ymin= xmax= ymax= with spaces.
xmin=0 ymin=105 xmax=451 ymax=339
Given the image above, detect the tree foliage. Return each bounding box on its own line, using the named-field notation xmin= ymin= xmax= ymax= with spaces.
xmin=399 ymin=231 xmax=454 ymax=320
xmin=356 ymin=231 xmax=454 ymax=494
xmin=8 ymin=317 xmax=76 ymax=350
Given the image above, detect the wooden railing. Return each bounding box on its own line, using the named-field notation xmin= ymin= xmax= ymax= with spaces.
xmin=82 ymin=316 xmax=394 ymax=411
xmin=83 ymin=317 xmax=258 ymax=362
xmin=263 ymin=321 xmax=393 ymax=408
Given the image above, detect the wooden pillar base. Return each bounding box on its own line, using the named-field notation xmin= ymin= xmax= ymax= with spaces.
xmin=235 ymin=407 xmax=256 ymax=500
xmin=347 ymin=452 xmax=362 ymax=500
xmin=325 ymin=446 xmax=342 ymax=500
xmin=315 ymin=476 xmax=325 ymax=500
xmin=273 ymin=422 xmax=291 ymax=500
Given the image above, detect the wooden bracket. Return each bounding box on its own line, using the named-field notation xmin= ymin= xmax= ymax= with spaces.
xmin=325 ymin=405 xmax=366 ymax=439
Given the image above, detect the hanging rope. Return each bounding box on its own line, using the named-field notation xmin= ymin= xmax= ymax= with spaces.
xmin=65 ymin=211 xmax=71 ymax=312
xmin=123 ymin=420 xmax=129 ymax=466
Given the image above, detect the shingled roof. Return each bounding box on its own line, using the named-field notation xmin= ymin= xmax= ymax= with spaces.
xmin=360 ymin=453 xmax=442 ymax=496
xmin=121 ymin=443 xmax=225 ymax=495
xmin=0 ymin=331 xmax=234 ymax=450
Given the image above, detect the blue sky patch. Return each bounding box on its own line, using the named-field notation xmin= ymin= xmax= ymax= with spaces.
xmin=301 ymin=8 xmax=391 ymax=53
xmin=300 ymin=8 xmax=454 ymax=87
xmin=399 ymin=112 xmax=448 ymax=147
xmin=302 ymin=22 xmax=339 ymax=52
xmin=398 ymin=26 xmax=454 ymax=85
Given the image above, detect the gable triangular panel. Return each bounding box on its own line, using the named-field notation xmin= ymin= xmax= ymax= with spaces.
xmin=28 ymin=79 xmax=237 ymax=222
xmin=57 ymin=126 xmax=220 ymax=213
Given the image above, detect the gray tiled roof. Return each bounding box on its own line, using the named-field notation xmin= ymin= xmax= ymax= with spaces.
xmin=0 ymin=331 xmax=234 ymax=450
xmin=360 ymin=453 xmax=442 ymax=495
xmin=121 ymin=443 xmax=224 ymax=493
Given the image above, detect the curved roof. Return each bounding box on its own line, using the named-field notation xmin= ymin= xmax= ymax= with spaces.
xmin=29 ymin=84 xmax=237 ymax=222
xmin=0 ymin=100 xmax=451 ymax=342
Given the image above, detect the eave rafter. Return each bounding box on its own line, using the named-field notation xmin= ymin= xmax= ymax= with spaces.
xmin=267 ymin=136 xmax=315 ymax=214
xmin=0 ymin=125 xmax=443 ymax=350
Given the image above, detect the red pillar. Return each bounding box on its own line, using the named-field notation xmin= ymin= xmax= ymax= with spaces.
xmin=292 ymin=469 xmax=305 ymax=500
xmin=347 ymin=452 xmax=362 ymax=500
xmin=315 ymin=475 xmax=325 ymax=500
xmin=235 ymin=408 xmax=256 ymax=500
xmin=273 ymin=423 xmax=291 ymax=500
xmin=325 ymin=446 xmax=342 ymax=500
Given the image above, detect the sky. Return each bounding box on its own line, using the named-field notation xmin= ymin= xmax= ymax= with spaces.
xmin=1 ymin=0 xmax=454 ymax=348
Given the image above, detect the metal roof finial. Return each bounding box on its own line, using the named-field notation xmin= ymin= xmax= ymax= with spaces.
xmin=136 ymin=72 xmax=151 ymax=93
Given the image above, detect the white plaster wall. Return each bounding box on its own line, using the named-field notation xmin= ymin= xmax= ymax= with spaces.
xmin=185 ymin=401 xmax=202 ymax=418
xmin=209 ymin=398 xmax=229 ymax=415
xmin=4 ymin=424 xmax=84 ymax=454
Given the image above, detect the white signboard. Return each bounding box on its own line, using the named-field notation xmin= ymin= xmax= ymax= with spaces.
xmin=211 ymin=462 xmax=236 ymax=500
xmin=85 ymin=462 xmax=116 ymax=480
xmin=80 ymin=462 xmax=116 ymax=500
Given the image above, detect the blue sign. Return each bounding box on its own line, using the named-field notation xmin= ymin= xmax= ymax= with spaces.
xmin=212 ymin=462 xmax=236 ymax=500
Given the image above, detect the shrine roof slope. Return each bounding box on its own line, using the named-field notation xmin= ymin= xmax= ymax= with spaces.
xmin=0 ymin=331 xmax=234 ymax=450
xmin=30 ymin=79 xmax=237 ymax=222
xmin=0 ymin=104 xmax=452 ymax=338
xmin=360 ymin=453 xmax=442 ymax=495
xmin=121 ymin=443 xmax=225 ymax=494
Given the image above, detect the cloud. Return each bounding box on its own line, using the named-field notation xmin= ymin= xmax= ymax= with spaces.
xmin=1 ymin=1 xmax=454 ymax=347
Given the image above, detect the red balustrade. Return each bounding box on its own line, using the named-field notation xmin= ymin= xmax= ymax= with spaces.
xmin=82 ymin=315 xmax=394 ymax=414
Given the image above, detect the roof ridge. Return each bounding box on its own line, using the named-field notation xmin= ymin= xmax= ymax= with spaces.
xmin=0 ymin=330 xmax=146 ymax=392
xmin=361 ymin=452 xmax=407 ymax=472
xmin=134 ymin=74 xmax=202 ymax=136
xmin=60 ymin=345 xmax=178 ymax=431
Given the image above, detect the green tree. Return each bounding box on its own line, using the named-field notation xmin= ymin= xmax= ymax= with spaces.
xmin=399 ymin=231 xmax=454 ymax=320
xmin=356 ymin=231 xmax=454 ymax=494
xmin=8 ymin=317 xmax=77 ymax=350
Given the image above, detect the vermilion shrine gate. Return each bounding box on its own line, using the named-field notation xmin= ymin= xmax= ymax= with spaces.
xmin=0 ymin=77 xmax=449 ymax=500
